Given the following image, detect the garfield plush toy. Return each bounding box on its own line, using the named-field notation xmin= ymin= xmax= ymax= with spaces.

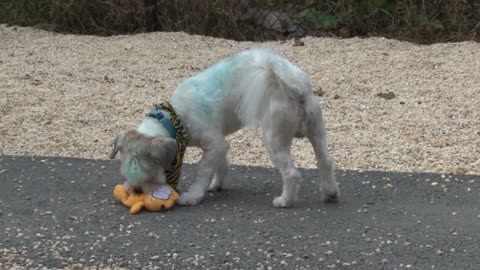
xmin=113 ymin=184 xmax=179 ymax=214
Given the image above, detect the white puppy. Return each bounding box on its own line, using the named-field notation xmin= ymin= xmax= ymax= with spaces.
xmin=110 ymin=48 xmax=338 ymax=207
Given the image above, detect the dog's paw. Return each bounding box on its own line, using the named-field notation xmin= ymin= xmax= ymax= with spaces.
xmin=208 ymin=180 xmax=224 ymax=192
xmin=177 ymin=192 xmax=204 ymax=206
xmin=321 ymin=182 xmax=339 ymax=203
xmin=321 ymin=190 xmax=339 ymax=203
xmin=208 ymin=185 xmax=224 ymax=192
xmin=208 ymin=174 xmax=230 ymax=192
xmin=273 ymin=196 xmax=294 ymax=208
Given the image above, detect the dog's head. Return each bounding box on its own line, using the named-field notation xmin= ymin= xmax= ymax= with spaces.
xmin=109 ymin=130 xmax=177 ymax=193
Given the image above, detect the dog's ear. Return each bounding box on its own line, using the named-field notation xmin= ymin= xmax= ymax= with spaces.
xmin=109 ymin=131 xmax=125 ymax=159
xmin=148 ymin=137 xmax=177 ymax=169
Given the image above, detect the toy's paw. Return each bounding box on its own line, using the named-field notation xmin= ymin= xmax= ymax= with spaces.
xmin=130 ymin=202 xmax=145 ymax=214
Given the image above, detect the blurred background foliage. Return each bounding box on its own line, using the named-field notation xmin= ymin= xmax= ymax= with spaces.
xmin=0 ymin=0 xmax=478 ymax=43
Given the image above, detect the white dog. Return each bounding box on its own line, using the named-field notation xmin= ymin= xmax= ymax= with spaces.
xmin=110 ymin=48 xmax=338 ymax=207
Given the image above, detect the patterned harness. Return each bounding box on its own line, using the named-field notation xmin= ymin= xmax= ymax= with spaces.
xmin=147 ymin=102 xmax=188 ymax=191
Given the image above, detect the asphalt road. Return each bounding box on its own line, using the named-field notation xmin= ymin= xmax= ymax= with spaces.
xmin=0 ymin=155 xmax=479 ymax=270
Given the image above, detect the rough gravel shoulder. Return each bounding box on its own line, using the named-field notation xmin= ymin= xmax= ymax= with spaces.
xmin=1 ymin=25 xmax=479 ymax=175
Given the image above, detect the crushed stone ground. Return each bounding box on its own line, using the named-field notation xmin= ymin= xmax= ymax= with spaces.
xmin=1 ymin=25 xmax=479 ymax=174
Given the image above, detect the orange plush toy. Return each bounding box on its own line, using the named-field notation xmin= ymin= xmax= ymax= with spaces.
xmin=113 ymin=184 xmax=179 ymax=214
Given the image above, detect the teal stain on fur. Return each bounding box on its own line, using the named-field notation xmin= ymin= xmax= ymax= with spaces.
xmin=122 ymin=145 xmax=148 ymax=184
xmin=124 ymin=158 xmax=147 ymax=184
xmin=184 ymin=57 xmax=239 ymax=113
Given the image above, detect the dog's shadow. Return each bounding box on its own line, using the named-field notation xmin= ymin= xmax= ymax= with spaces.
xmin=175 ymin=166 xmax=344 ymax=212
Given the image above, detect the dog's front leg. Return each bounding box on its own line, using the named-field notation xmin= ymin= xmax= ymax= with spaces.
xmin=177 ymin=137 xmax=228 ymax=205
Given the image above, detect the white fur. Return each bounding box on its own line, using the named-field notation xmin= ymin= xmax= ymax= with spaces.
xmin=137 ymin=117 xmax=171 ymax=137
xmin=139 ymin=48 xmax=338 ymax=207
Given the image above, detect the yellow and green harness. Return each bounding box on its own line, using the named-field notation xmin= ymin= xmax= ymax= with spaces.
xmin=147 ymin=102 xmax=188 ymax=191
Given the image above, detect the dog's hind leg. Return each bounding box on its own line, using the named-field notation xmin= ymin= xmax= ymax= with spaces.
xmin=263 ymin=100 xmax=303 ymax=208
xmin=177 ymin=135 xmax=228 ymax=205
xmin=305 ymin=97 xmax=339 ymax=202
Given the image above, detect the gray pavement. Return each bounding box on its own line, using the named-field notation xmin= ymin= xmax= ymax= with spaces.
xmin=0 ymin=155 xmax=479 ymax=269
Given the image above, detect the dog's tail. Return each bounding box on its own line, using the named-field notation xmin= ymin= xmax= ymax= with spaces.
xmin=235 ymin=48 xmax=312 ymax=127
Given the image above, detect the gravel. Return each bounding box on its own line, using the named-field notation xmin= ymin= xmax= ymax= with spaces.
xmin=1 ymin=24 xmax=479 ymax=175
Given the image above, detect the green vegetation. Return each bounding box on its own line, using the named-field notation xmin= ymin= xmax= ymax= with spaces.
xmin=0 ymin=0 xmax=478 ymax=43
xmin=294 ymin=0 xmax=479 ymax=42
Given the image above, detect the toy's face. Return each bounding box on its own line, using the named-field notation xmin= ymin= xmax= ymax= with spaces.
xmin=109 ymin=130 xmax=176 ymax=193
